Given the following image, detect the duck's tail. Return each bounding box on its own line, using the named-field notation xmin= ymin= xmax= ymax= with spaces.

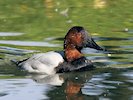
xmin=11 ymin=59 xmax=20 ymax=66
xmin=11 ymin=58 xmax=29 ymax=66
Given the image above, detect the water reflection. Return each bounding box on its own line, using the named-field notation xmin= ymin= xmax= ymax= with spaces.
xmin=29 ymin=74 xmax=64 ymax=86
xmin=0 ymin=68 xmax=133 ymax=100
xmin=94 ymin=0 xmax=107 ymax=9
xmin=44 ymin=0 xmax=54 ymax=18
xmin=65 ymin=81 xmax=83 ymax=100
xmin=47 ymin=68 xmax=133 ymax=100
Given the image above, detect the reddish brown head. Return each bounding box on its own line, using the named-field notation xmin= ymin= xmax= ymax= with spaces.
xmin=64 ymin=26 xmax=86 ymax=50
xmin=64 ymin=26 xmax=105 ymax=62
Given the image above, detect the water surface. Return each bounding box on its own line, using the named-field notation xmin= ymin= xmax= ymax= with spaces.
xmin=0 ymin=0 xmax=133 ymax=100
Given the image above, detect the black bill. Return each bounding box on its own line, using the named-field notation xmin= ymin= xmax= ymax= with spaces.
xmin=86 ymin=38 xmax=106 ymax=51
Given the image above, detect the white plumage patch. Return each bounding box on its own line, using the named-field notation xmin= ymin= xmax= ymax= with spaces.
xmin=19 ymin=51 xmax=64 ymax=74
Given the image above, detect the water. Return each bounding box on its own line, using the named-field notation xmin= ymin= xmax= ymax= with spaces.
xmin=0 ymin=0 xmax=133 ymax=100
xmin=1 ymin=69 xmax=133 ymax=100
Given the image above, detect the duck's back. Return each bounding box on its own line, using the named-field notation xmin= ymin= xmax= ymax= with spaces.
xmin=19 ymin=51 xmax=64 ymax=74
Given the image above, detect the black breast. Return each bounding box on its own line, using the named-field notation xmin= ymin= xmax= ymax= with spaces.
xmin=55 ymin=57 xmax=94 ymax=73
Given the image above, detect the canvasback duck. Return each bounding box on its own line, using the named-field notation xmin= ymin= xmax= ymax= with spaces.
xmin=12 ymin=26 xmax=105 ymax=74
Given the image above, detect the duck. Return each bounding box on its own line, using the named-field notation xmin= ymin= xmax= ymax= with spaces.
xmin=12 ymin=26 xmax=105 ymax=74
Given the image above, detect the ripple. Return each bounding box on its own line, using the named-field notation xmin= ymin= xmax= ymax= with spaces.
xmin=95 ymin=37 xmax=133 ymax=41
xmin=0 ymin=46 xmax=37 ymax=54
xmin=0 ymin=93 xmax=8 ymax=97
xmin=129 ymin=87 xmax=133 ymax=91
xmin=0 ymin=79 xmax=51 ymax=100
xmin=81 ymin=73 xmax=113 ymax=96
xmin=0 ymin=40 xmax=60 ymax=47
xmin=0 ymin=32 xmax=24 ymax=36
xmin=82 ymin=85 xmax=105 ymax=96
xmin=95 ymin=84 xmax=116 ymax=89
xmin=82 ymin=48 xmax=105 ymax=54
xmin=120 ymin=45 xmax=133 ymax=49
xmin=81 ymin=87 xmax=104 ymax=96
xmin=122 ymin=71 xmax=133 ymax=79
xmin=126 ymin=80 xmax=133 ymax=83
xmin=99 ymin=97 xmax=111 ymax=100
xmin=131 ymin=96 xmax=133 ymax=100
xmin=102 ymin=80 xmax=124 ymax=84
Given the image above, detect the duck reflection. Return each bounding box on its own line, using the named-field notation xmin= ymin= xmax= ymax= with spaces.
xmin=63 ymin=72 xmax=93 ymax=100
xmin=29 ymin=74 xmax=64 ymax=86
xmin=29 ymin=70 xmax=112 ymax=100
xmin=65 ymin=81 xmax=83 ymax=100
xmin=29 ymin=72 xmax=92 ymax=99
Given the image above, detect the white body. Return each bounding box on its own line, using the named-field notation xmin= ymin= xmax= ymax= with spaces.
xmin=19 ymin=51 xmax=64 ymax=74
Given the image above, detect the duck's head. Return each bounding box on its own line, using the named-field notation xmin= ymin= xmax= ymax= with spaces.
xmin=64 ymin=26 xmax=104 ymax=51
xmin=64 ymin=26 xmax=105 ymax=62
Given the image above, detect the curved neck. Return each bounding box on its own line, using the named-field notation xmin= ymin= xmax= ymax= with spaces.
xmin=64 ymin=45 xmax=83 ymax=62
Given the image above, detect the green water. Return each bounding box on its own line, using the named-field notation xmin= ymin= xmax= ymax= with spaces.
xmin=0 ymin=0 xmax=133 ymax=100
